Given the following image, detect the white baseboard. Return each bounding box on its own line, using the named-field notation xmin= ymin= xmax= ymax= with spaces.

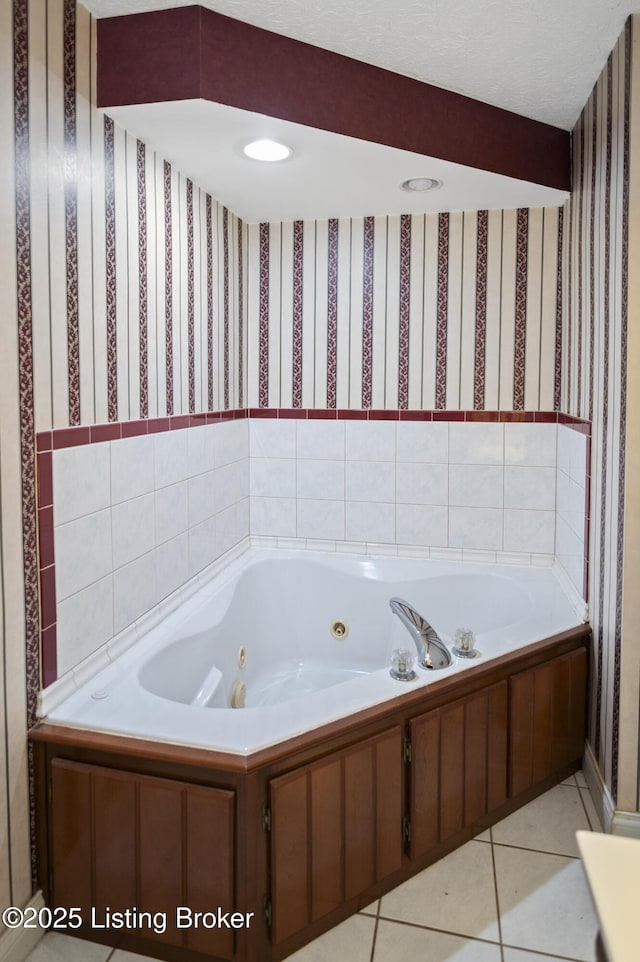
xmin=0 ymin=891 xmax=46 ymax=962
xmin=582 ymin=741 xmax=640 ymax=836
xmin=582 ymin=741 xmax=615 ymax=833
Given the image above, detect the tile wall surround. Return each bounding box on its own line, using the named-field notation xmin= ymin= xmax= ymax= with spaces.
xmin=37 ymin=412 xmax=249 ymax=689
xmin=37 ymin=409 xmax=590 ymax=693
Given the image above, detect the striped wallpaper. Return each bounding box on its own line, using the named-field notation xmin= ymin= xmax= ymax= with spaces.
xmin=246 ymin=209 xmax=563 ymax=412
xmin=2 ymin=0 xmax=246 ymax=919
xmin=1 ymin=0 xmax=639 ymax=932
xmin=563 ymin=21 xmax=632 ymax=808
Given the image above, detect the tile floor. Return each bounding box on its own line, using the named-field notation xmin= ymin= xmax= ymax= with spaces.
xmin=25 ymin=773 xmax=602 ymax=962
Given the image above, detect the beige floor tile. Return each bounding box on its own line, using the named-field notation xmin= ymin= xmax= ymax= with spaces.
xmin=111 ymin=951 xmax=161 ymax=961
xmin=561 ymin=774 xmax=578 ymax=786
xmin=379 ymin=839 xmax=500 ymax=942
xmin=503 ymin=949 xmax=578 ymax=962
xmin=285 ymin=913 xmax=375 ymax=962
xmin=576 ymin=769 xmax=588 ymax=789
xmin=494 ymin=845 xmax=599 ymax=961
xmin=373 ymin=919 xmax=502 ymax=962
xmin=579 ymin=786 xmax=604 ymax=832
xmin=25 ymin=933 xmax=112 ymax=962
xmin=359 ymin=899 xmax=379 ymax=916
xmin=491 ymin=784 xmax=590 ymax=857
xmin=475 ymin=828 xmax=492 ymax=842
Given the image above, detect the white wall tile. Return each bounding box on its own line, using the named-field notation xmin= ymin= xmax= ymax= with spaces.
xmin=155 ymin=532 xmax=189 ymax=600
xmin=449 ymin=507 xmax=503 ymax=550
xmin=155 ymin=481 xmax=189 ymax=544
xmin=396 ymin=462 xmax=448 ymax=505
xmin=346 ymin=501 xmax=395 ymax=543
xmin=56 ymin=576 xmax=114 ymax=676
xmin=250 ymin=458 xmax=296 ymax=498
xmin=216 ymin=459 xmax=249 ymax=511
xmin=505 ymin=423 xmax=557 ymax=466
xmin=249 ymin=418 xmax=296 ymax=458
xmin=154 ymin=428 xmax=189 ymax=488
xmin=187 ymin=470 xmax=217 ymax=527
xmin=449 ymin=423 xmax=504 ymax=464
xmin=113 ymin=550 xmax=157 ymax=633
xmin=504 ymin=466 xmax=556 ymax=511
xmin=396 ymin=504 xmax=448 ymax=546
xmin=188 ymin=424 xmax=217 ymax=476
xmin=396 ymin=421 xmax=448 ymax=463
xmin=504 ymin=509 xmax=555 ymax=553
xmin=188 ymin=515 xmax=217 ymax=576
xmin=53 ymin=442 xmax=111 ymax=524
xmin=297 ymin=419 xmax=345 ymax=459
xmin=297 ymin=459 xmax=344 ymax=500
xmin=556 ymin=470 xmax=586 ymax=540
xmin=110 ymin=434 xmax=155 ymax=504
xmin=449 ymin=465 xmax=503 ymax=508
xmin=216 ymin=499 xmax=249 ymax=557
xmin=346 ymin=461 xmax=395 ymax=502
xmin=112 ymin=493 xmax=155 ymax=569
xmin=55 ymin=509 xmax=113 ymax=600
xmin=558 ymin=427 xmax=588 ymax=487
xmin=216 ymin=419 xmax=250 ymax=464
xmin=250 ymin=497 xmax=296 ymax=537
xmin=297 ymin=499 xmax=345 ymax=540
xmin=345 ymin=421 xmax=396 ymax=461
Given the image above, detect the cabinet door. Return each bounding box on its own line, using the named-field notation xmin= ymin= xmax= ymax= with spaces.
xmin=410 ymin=681 xmax=508 ymax=859
xmin=510 ymin=646 xmax=587 ymax=796
xmin=269 ymin=726 xmax=403 ymax=946
xmin=50 ymin=759 xmax=236 ymax=959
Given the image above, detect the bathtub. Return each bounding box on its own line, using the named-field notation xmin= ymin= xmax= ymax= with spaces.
xmin=43 ymin=548 xmax=584 ymax=754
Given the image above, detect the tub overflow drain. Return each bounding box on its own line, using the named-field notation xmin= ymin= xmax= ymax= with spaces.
xmin=330 ymin=620 xmax=349 ymax=640
xmin=237 ymin=646 xmax=246 ymax=669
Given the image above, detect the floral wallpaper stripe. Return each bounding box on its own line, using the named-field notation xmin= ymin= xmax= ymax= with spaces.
xmin=247 ymin=208 xmax=562 ymax=412
xmin=565 ymin=20 xmax=632 ymax=805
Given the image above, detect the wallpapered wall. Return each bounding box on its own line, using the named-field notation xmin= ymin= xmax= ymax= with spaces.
xmin=2 ymin=0 xmax=245 ymax=917
xmin=562 ymin=21 xmax=633 ymax=808
xmin=245 ymin=209 xmax=562 ymax=412
xmin=0 ymin=0 xmax=636 ymax=930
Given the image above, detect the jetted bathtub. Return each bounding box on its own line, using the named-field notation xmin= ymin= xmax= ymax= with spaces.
xmin=43 ymin=548 xmax=584 ymax=755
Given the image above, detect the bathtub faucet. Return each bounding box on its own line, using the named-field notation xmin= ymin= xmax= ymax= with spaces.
xmin=389 ymin=597 xmax=451 ymax=670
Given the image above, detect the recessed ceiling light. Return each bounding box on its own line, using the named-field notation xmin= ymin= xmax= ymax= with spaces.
xmin=243 ymin=139 xmax=292 ymax=162
xmin=401 ymin=177 xmax=442 ymax=192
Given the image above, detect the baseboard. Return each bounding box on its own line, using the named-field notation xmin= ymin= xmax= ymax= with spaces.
xmin=0 ymin=891 xmax=45 ymax=962
xmin=582 ymin=741 xmax=615 ymax=833
xmin=582 ymin=741 xmax=640 ymax=836
xmin=610 ymin=809 xmax=640 ymax=837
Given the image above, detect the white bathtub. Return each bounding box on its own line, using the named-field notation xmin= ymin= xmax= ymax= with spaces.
xmin=43 ymin=548 xmax=583 ymax=754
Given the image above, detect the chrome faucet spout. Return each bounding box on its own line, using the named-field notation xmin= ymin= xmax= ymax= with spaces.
xmin=389 ymin=597 xmax=451 ymax=670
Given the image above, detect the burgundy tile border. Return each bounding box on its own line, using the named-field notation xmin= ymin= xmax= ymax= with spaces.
xmin=38 ymin=410 xmax=592 ymax=454
xmin=37 ymin=452 xmax=53 ymax=505
xmin=40 ymin=566 xmax=57 ymax=632
xmin=53 ymin=426 xmax=91 ymax=449
xmin=41 ymin=625 xmax=57 ymax=691
xmin=37 ymin=507 xmax=55 ymax=570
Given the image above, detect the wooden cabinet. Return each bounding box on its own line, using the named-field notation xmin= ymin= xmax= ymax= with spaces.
xmin=32 ymin=626 xmax=590 ymax=962
xmin=269 ymin=726 xmax=403 ymax=946
xmin=509 ymin=647 xmax=587 ymax=796
xmin=409 ymin=682 xmax=508 ymax=858
xmin=50 ymin=759 xmax=236 ymax=959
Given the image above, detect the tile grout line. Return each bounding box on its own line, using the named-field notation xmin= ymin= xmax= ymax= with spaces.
xmin=368 ymin=898 xmax=381 ymax=962
xmin=501 ymin=940 xmax=590 ymax=962
xmin=489 ymin=827 xmax=506 ymax=962
xmin=374 ymin=914 xmax=502 ymax=947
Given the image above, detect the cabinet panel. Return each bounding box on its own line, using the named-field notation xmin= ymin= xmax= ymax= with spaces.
xmin=344 ymin=744 xmax=375 ymax=898
xmin=310 ymin=760 xmax=343 ymax=922
xmin=410 ymin=681 xmax=508 ymax=859
xmin=509 ymin=647 xmax=587 ymax=796
xmin=269 ymin=725 xmax=403 ymax=946
xmin=49 ymin=760 xmax=236 ymax=959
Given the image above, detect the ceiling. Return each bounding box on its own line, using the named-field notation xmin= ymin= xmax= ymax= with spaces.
xmin=85 ymin=0 xmax=638 ymax=221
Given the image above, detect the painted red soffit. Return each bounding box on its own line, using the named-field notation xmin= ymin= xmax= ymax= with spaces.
xmin=97 ymin=4 xmax=571 ymax=192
